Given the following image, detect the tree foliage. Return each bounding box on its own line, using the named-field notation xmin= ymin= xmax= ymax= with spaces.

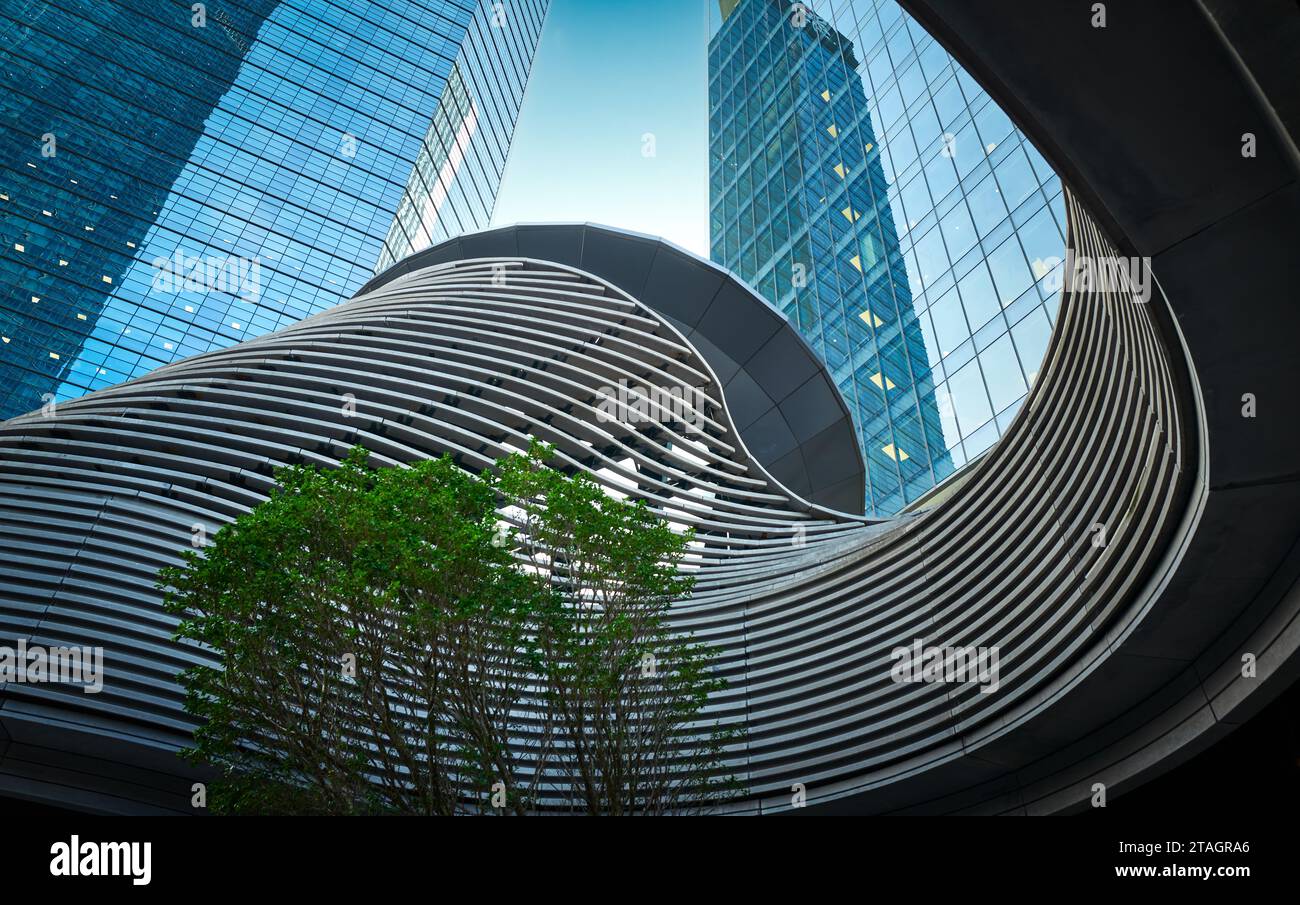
xmin=159 ymin=442 xmax=739 ymax=815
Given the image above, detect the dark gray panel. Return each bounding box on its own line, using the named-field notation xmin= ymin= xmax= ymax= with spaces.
xmin=741 ymin=407 xmax=799 ymax=464
xmin=1155 ymin=185 xmax=1300 ymax=489
xmin=780 ymin=374 xmax=846 ymax=442
xmin=679 ymin=328 xmax=741 ymax=387
xmin=691 ymin=283 xmax=780 ymax=366
xmin=721 ymin=367 xmax=776 ymax=433
xmin=458 ymin=226 xmax=519 ymax=259
xmin=751 ymin=327 xmax=820 ymax=404
xmin=695 ymin=281 xmax=782 ymax=365
xmin=514 ymin=223 xmax=584 ymax=266
xmin=405 ymin=236 xmax=464 ymax=272
xmin=818 ymin=473 xmax=867 ymax=514
xmin=767 ymin=445 xmax=812 ymax=500
xmin=800 ymin=420 xmax=863 ymax=492
xmin=640 ymin=247 xmax=725 ymax=328
xmin=1126 ymin=482 xmax=1300 ymax=662
xmin=577 ymin=227 xmax=658 ymax=299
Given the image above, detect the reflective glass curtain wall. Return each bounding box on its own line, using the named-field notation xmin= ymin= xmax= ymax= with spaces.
xmin=0 ymin=0 xmax=547 ymax=419
xmin=709 ymin=0 xmax=1065 ymax=515
xmin=377 ymin=0 xmax=547 ymax=269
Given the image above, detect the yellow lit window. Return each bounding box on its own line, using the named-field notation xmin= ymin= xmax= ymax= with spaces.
xmin=882 ymin=443 xmax=910 ymax=462
xmin=858 ymin=310 xmax=885 ymax=328
xmin=827 ymin=123 xmax=838 ymax=138
xmin=820 ymin=89 xmax=830 ymax=102
xmin=833 ymin=162 xmax=845 ymax=179
xmin=869 ymin=372 xmax=897 ymax=391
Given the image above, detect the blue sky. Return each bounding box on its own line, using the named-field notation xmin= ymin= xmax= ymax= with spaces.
xmin=491 ymin=0 xmax=711 ymax=255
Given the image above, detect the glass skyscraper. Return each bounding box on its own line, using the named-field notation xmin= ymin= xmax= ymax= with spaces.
xmin=709 ymin=0 xmax=1065 ymax=515
xmin=375 ymin=0 xmax=545 ymax=270
xmin=0 ymin=0 xmax=547 ymax=419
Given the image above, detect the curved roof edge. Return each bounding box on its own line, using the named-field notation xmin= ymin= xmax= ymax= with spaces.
xmin=363 ymin=222 xmax=868 ymax=515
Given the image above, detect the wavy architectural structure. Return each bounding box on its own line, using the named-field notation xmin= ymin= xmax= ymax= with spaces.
xmin=0 ymin=202 xmax=1197 ymax=813
xmin=3 ymin=0 xmax=1297 ymax=816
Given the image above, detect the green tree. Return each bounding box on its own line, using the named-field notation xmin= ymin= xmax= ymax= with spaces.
xmin=497 ymin=449 xmax=738 ymax=815
xmin=160 ymin=442 xmax=738 ymax=814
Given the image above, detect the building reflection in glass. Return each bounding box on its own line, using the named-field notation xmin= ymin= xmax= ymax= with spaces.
xmin=709 ymin=0 xmax=1065 ymax=514
xmin=0 ymin=0 xmax=546 ymax=419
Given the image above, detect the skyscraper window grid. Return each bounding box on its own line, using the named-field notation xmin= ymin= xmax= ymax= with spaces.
xmin=377 ymin=0 xmax=548 ymax=269
xmin=0 ymin=0 xmax=547 ymax=419
xmin=709 ymin=0 xmax=1065 ymax=515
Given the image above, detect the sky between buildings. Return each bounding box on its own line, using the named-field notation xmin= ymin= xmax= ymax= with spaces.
xmin=491 ymin=0 xmax=711 ymax=256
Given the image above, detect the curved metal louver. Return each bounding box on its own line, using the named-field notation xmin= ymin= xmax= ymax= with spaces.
xmin=0 ymin=198 xmax=1193 ymax=813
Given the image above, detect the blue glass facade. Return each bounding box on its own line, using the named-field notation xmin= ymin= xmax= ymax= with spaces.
xmin=377 ymin=0 xmax=547 ymax=268
xmin=709 ymin=0 xmax=1065 ymax=515
xmin=0 ymin=0 xmax=546 ymax=419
